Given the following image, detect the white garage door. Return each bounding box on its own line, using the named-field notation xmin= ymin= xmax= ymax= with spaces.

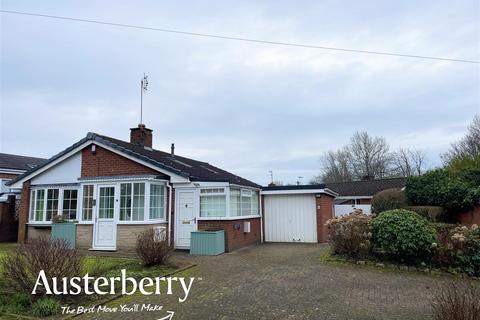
xmin=264 ymin=194 xmax=317 ymax=242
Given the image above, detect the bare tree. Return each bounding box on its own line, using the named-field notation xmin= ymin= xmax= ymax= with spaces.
xmin=443 ymin=114 xmax=480 ymax=163
xmin=392 ymin=148 xmax=426 ymax=177
xmin=348 ymin=131 xmax=391 ymax=180
xmin=317 ymin=148 xmax=353 ymax=183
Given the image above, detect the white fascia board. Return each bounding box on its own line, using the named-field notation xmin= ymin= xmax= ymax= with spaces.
xmin=0 ymin=168 xmax=26 ymax=175
xmin=230 ymin=183 xmax=262 ymax=191
xmin=262 ymin=189 xmax=333 ymax=196
xmin=9 ymin=140 xmax=190 ymax=188
xmin=190 ymin=181 xmax=229 ymax=187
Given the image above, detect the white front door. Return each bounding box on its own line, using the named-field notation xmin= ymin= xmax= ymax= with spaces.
xmin=175 ymin=190 xmax=197 ymax=248
xmin=93 ymin=185 xmax=117 ymax=250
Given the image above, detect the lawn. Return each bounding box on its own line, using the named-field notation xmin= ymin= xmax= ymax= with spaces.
xmin=0 ymin=243 xmax=178 ymax=318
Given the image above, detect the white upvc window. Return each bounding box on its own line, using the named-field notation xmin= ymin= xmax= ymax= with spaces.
xmin=82 ymin=185 xmax=94 ymax=221
xmin=118 ymin=181 xmax=166 ymax=222
xmin=200 ymin=188 xmax=227 ymax=217
xmin=229 ymin=187 xmax=260 ymax=217
xmin=29 ymin=187 xmax=79 ymax=223
xmin=149 ymin=183 xmax=166 ymax=220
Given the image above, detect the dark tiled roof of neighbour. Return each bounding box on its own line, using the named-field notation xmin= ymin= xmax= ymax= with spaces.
xmin=324 ymin=177 xmax=406 ymax=197
xmin=7 ymin=133 xmax=260 ymax=188
xmin=0 ymin=152 xmax=46 ymax=171
xmin=262 ymin=184 xmax=326 ymax=191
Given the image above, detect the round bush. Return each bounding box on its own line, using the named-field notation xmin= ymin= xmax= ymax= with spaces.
xmin=371 ymin=188 xmax=407 ymax=214
xmin=372 ymin=209 xmax=437 ymax=262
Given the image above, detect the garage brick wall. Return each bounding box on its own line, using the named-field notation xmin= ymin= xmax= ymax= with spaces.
xmin=198 ymin=218 xmax=261 ymax=252
xmin=316 ymin=194 xmax=335 ymax=243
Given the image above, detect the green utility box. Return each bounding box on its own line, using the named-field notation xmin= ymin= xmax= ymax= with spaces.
xmin=51 ymin=223 xmax=77 ymax=249
xmin=190 ymin=230 xmax=225 ymax=255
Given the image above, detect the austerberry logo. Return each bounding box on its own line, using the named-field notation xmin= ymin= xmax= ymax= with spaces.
xmin=32 ymin=269 xmax=195 ymax=302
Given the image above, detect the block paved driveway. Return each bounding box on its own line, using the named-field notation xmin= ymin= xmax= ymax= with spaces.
xmin=76 ymin=243 xmax=445 ymax=320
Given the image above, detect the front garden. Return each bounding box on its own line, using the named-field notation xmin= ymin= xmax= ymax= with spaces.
xmin=0 ymin=229 xmax=180 ymax=318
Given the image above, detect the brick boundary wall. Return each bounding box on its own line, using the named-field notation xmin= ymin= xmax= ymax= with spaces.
xmin=316 ymin=194 xmax=335 ymax=243
xmin=198 ymin=217 xmax=261 ymax=252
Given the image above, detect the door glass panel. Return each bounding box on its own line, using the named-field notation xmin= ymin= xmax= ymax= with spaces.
xmin=99 ymin=187 xmax=115 ymax=219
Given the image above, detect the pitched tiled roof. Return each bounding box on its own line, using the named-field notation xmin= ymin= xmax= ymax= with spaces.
xmin=0 ymin=152 xmax=46 ymax=171
xmin=7 ymin=133 xmax=260 ymax=188
xmin=324 ymin=177 xmax=406 ymax=197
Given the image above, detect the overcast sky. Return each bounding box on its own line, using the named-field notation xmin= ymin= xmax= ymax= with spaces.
xmin=1 ymin=1 xmax=479 ymax=185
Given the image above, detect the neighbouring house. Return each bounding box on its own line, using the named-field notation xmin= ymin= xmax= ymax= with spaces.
xmin=0 ymin=153 xmax=46 ymax=242
xmin=325 ymin=177 xmax=406 ymax=216
xmin=261 ymin=185 xmax=338 ymax=243
xmin=7 ymin=124 xmax=262 ymax=252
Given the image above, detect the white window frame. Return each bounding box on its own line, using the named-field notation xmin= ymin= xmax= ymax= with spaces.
xmin=28 ymin=186 xmax=80 ymax=224
xmin=197 ymin=186 xmax=261 ymax=221
xmin=199 ymin=187 xmax=228 ymax=218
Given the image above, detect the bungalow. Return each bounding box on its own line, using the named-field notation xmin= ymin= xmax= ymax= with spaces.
xmin=325 ymin=177 xmax=406 ymax=215
xmin=7 ymin=124 xmax=262 ymax=252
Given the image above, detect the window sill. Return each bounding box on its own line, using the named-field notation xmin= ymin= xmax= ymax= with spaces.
xmin=27 ymin=222 xmax=52 ymax=227
xmin=197 ymin=215 xmax=261 ymax=221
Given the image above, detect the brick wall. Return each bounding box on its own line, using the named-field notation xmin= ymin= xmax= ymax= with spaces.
xmin=458 ymin=206 xmax=480 ymax=225
xmin=18 ymin=181 xmax=31 ymax=243
xmin=0 ymin=173 xmax=18 ymax=179
xmin=81 ymin=145 xmax=167 ymax=178
xmin=76 ymin=225 xmax=93 ymax=250
xmin=198 ymin=218 xmax=261 ymax=252
xmin=316 ymin=194 xmax=335 ymax=243
xmin=27 ymin=226 xmax=51 ymax=241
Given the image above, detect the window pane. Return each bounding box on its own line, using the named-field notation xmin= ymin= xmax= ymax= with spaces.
xmin=230 ymin=188 xmax=241 ymax=216
xmin=99 ymin=187 xmax=115 ymax=219
xmin=149 ymin=184 xmax=165 ymax=220
xmin=132 ymin=183 xmax=145 ymax=221
xmin=252 ymin=191 xmax=259 ymax=215
xmin=29 ymin=190 xmax=35 ymax=221
xmin=120 ymin=183 xmax=132 ymax=221
xmin=63 ymin=189 xmax=78 ymax=220
xmin=200 ymin=195 xmax=226 ymax=217
xmin=241 ymin=192 xmax=252 ymax=216
xmin=82 ymin=185 xmax=94 ymax=221
xmin=35 ymin=190 xmax=45 ymax=221
xmin=46 ymin=189 xmax=59 ymax=221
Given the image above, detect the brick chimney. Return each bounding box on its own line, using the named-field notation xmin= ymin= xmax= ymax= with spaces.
xmin=130 ymin=124 xmax=153 ymax=148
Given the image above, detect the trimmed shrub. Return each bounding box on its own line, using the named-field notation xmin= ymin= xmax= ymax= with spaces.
xmin=325 ymin=210 xmax=372 ymax=258
xmin=136 ymin=228 xmax=173 ymax=266
xmin=0 ymin=237 xmax=81 ymax=298
xmin=31 ymin=298 xmax=60 ymax=317
xmin=371 ymin=188 xmax=407 ymax=214
xmin=459 ymin=226 xmax=480 ymax=277
xmin=431 ymin=281 xmax=480 ymax=320
xmin=372 ymin=209 xmax=437 ymax=262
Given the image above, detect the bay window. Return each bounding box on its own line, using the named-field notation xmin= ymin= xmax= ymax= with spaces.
xmin=200 ymin=188 xmax=226 ymax=217
xmin=46 ymin=189 xmax=59 ymax=221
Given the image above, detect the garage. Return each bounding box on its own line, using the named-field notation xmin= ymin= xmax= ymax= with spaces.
xmin=261 ymin=185 xmax=338 ymax=243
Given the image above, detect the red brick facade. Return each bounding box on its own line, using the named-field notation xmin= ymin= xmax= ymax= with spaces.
xmin=316 ymin=194 xmax=335 ymax=243
xmin=130 ymin=124 xmax=153 ymax=148
xmin=458 ymin=206 xmax=480 ymax=225
xmin=81 ymin=145 xmax=164 ymax=178
xmin=198 ymin=218 xmax=261 ymax=252
xmin=0 ymin=173 xmax=18 ymax=179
